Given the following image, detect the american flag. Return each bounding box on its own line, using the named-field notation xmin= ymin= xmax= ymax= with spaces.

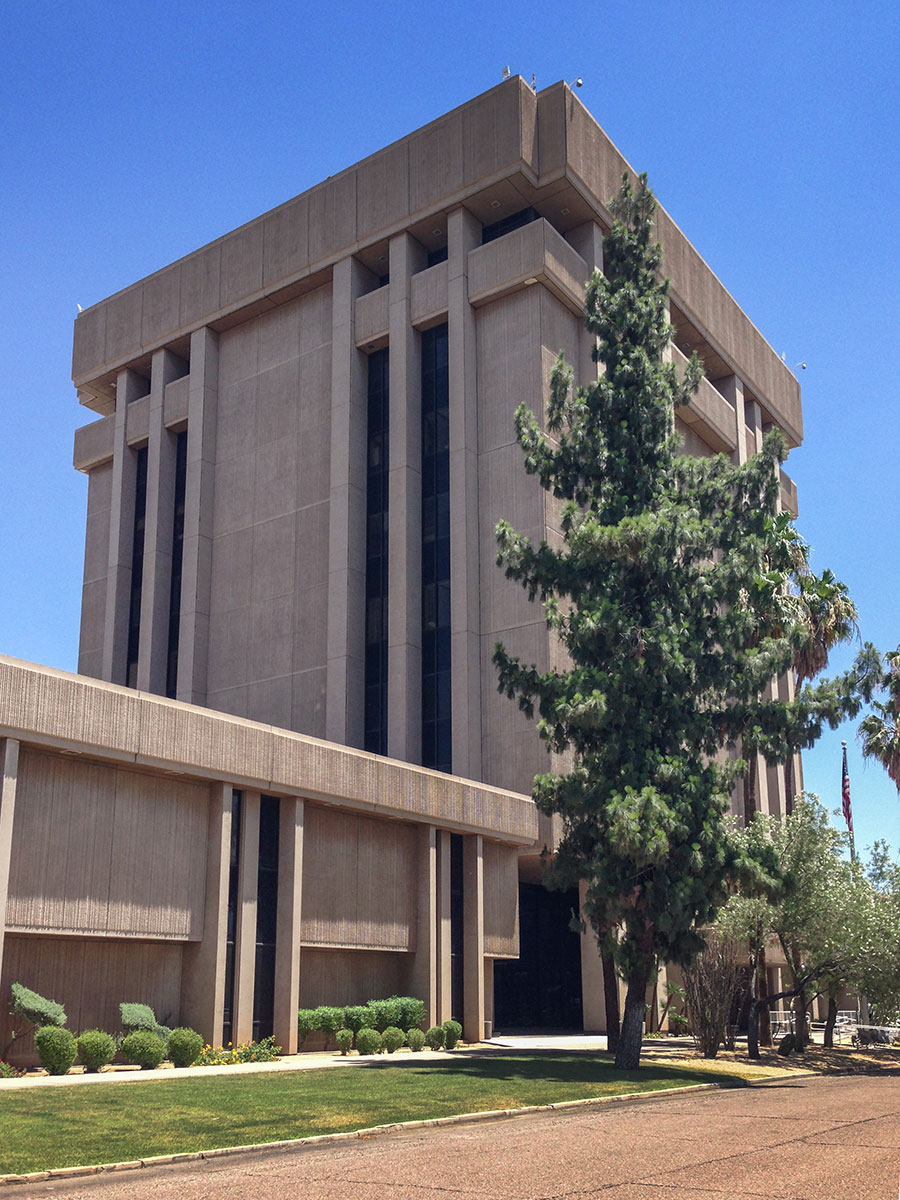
xmin=841 ymin=743 xmax=853 ymax=836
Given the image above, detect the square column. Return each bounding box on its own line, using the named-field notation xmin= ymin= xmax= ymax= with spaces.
xmin=273 ymin=797 xmax=304 ymax=1052
xmin=448 ymin=207 xmax=483 ymax=779
xmin=462 ymin=833 xmax=485 ymax=1043
xmin=326 ymin=257 xmax=372 ymax=747
xmin=0 ymin=739 xmax=19 ymax=986
xmin=231 ymin=790 xmax=260 ymax=1045
xmin=177 ymin=327 xmax=218 ymax=706
xmin=387 ymin=232 xmax=427 ymax=762
xmin=137 ymin=348 xmax=186 ymax=694
xmin=180 ymin=783 xmax=233 ymax=1043
xmin=436 ymin=830 xmax=453 ymax=1023
xmin=407 ymin=824 xmax=438 ymax=1024
xmin=102 ymin=368 xmax=148 ymax=683
xmin=717 ymin=375 xmax=746 ymax=466
xmin=565 ymin=220 xmax=605 ymax=390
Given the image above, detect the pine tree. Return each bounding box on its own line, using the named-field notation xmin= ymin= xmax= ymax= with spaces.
xmin=494 ymin=173 xmax=877 ymax=1069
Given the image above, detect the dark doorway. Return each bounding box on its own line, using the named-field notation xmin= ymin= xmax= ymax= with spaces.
xmin=493 ymin=883 xmax=583 ymax=1030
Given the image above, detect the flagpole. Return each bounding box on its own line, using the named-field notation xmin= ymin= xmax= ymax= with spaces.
xmin=841 ymin=740 xmax=856 ymax=862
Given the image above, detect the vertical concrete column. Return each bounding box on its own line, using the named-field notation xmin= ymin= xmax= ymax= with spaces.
xmin=137 ymin=349 xmax=186 ymax=693
xmin=387 ymin=232 xmax=427 ymax=763
xmin=0 ymin=739 xmax=19 ymax=987
xmin=273 ymin=797 xmax=304 ymax=1053
xmin=744 ymin=395 xmax=763 ymax=457
xmin=462 ymin=833 xmax=485 ymax=1043
xmin=436 ymin=830 xmax=453 ymax=1023
xmin=565 ymin=220 xmax=605 ymax=389
xmin=232 ymin=789 xmax=260 ymax=1045
xmin=718 ymin=375 xmax=746 ymax=465
xmin=180 ymin=783 xmax=232 ymax=1044
xmin=326 ymin=258 xmax=372 ymax=747
xmin=177 ymin=327 xmax=219 ymax=706
xmin=102 ymin=368 xmax=147 ymax=683
xmin=447 ymin=207 xmax=483 ymax=780
xmin=408 ymin=825 xmax=438 ymax=1024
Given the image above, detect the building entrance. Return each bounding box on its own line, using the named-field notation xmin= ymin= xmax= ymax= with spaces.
xmin=493 ymin=883 xmax=583 ymax=1030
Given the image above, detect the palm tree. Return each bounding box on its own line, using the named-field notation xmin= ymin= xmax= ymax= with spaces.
xmin=859 ymin=650 xmax=900 ymax=790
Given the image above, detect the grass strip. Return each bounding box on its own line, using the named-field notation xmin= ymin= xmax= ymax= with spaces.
xmin=0 ymin=1052 xmax=766 ymax=1175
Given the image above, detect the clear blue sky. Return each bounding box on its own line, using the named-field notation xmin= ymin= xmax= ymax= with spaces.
xmin=2 ymin=0 xmax=898 ymax=857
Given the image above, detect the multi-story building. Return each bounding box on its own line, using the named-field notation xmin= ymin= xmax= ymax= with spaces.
xmin=0 ymin=78 xmax=802 ymax=1059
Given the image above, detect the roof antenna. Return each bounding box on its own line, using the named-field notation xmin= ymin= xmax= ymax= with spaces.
xmin=502 ymin=65 xmax=510 ymax=81
xmin=531 ymin=73 xmax=537 ymax=92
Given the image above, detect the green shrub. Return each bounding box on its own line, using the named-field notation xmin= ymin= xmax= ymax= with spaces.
xmin=382 ymin=1026 xmax=405 ymax=1053
xmin=443 ymin=1019 xmax=462 ymax=1050
xmin=335 ymin=1028 xmax=354 ymax=1055
xmin=314 ymin=1006 xmax=345 ymax=1049
xmin=297 ymin=1008 xmax=319 ymax=1047
xmin=121 ymin=1030 xmax=165 ymax=1070
xmin=668 ymin=1012 xmax=689 ymax=1034
xmin=0 ymin=1060 xmax=24 ymax=1079
xmin=355 ymin=1027 xmax=381 ymax=1055
xmin=34 ymin=1026 xmax=77 ymax=1075
xmin=76 ymin=1029 xmax=115 ymax=1072
xmin=406 ymin=1027 xmax=426 ymax=1052
xmin=167 ymin=1027 xmax=203 ymax=1068
xmin=11 ymin=982 xmax=66 ymax=1028
xmin=395 ymin=996 xmax=426 ymax=1032
xmin=425 ymin=1025 xmax=445 ymax=1050
xmin=366 ymin=997 xmax=403 ymax=1032
xmin=342 ymin=1005 xmax=370 ymax=1035
xmin=119 ymin=1002 xmax=170 ymax=1043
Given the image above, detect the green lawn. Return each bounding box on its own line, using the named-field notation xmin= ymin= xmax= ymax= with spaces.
xmin=0 ymin=1052 xmax=763 ymax=1176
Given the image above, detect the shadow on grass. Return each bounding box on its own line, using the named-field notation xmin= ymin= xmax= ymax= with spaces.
xmin=355 ymin=1050 xmax=753 ymax=1088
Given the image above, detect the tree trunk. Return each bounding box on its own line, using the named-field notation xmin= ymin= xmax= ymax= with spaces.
xmin=602 ymin=950 xmax=621 ymax=1056
xmin=793 ymin=987 xmax=808 ymax=1049
xmin=784 ymin=755 xmax=795 ymax=817
xmin=747 ymin=944 xmax=760 ymax=1060
xmin=615 ymin=959 xmax=651 ymax=1069
xmin=824 ymin=995 xmax=838 ymax=1048
xmin=758 ymin=948 xmax=771 ymax=1047
xmin=743 ymin=753 xmax=758 ymax=827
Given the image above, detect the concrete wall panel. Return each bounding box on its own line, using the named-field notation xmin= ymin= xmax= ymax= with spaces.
xmin=300 ymin=807 xmax=416 ymax=949
xmin=299 ymin=947 xmax=405 ymax=1007
xmin=483 ymin=840 xmax=519 ymax=957
xmin=6 ymin=749 xmax=208 ymax=939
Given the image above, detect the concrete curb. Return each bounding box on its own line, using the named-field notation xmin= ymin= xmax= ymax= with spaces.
xmin=0 ymin=1075 xmax=808 ymax=1186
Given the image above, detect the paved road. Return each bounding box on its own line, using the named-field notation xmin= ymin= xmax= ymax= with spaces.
xmin=14 ymin=1074 xmax=900 ymax=1199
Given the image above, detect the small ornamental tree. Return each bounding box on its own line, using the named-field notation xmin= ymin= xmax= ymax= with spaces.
xmin=494 ymin=173 xmax=878 ymax=1069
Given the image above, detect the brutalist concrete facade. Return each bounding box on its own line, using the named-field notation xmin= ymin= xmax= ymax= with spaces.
xmin=7 ymin=77 xmax=803 ymax=1045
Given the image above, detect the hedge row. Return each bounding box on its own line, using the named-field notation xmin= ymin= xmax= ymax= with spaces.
xmin=297 ymin=997 xmax=463 ymax=1054
xmin=6 ymin=984 xmax=204 ymax=1074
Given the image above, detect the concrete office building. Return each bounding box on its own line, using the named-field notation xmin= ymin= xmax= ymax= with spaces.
xmin=0 ymin=79 xmax=803 ymax=1059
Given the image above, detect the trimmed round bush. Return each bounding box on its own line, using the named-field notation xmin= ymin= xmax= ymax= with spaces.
xmin=366 ymin=997 xmax=403 ymax=1032
xmin=297 ymin=1008 xmax=318 ymax=1047
xmin=167 ymin=1027 xmax=203 ymax=1068
xmin=342 ymin=1005 xmax=370 ymax=1035
xmin=314 ymin=1006 xmax=345 ymax=1049
xmin=35 ymin=1026 xmax=77 ymax=1075
xmin=406 ymin=1028 xmax=425 ymax=1052
xmin=121 ymin=1030 xmax=165 ymax=1070
xmin=77 ymin=1029 xmax=115 ymax=1072
xmin=382 ymin=1026 xmax=405 ymax=1054
xmin=443 ymin=1019 xmax=462 ymax=1050
xmin=395 ymin=997 xmax=426 ymax=1032
xmin=424 ymin=1025 xmax=445 ymax=1050
xmin=355 ymin=1027 xmax=381 ymax=1055
xmin=335 ymin=1028 xmax=354 ymax=1055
